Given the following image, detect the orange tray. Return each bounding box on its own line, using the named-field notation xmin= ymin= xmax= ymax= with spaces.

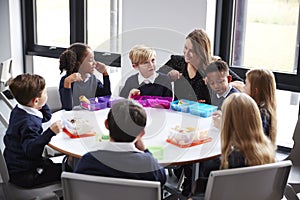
xmin=166 ymin=137 xmax=212 ymax=148
xmin=62 ymin=128 xmax=96 ymax=139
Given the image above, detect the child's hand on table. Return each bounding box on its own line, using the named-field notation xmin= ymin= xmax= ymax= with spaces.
xmin=128 ymin=89 xmax=140 ymax=99
xmin=212 ymin=110 xmax=222 ymax=129
xmin=50 ymin=120 xmax=63 ymax=134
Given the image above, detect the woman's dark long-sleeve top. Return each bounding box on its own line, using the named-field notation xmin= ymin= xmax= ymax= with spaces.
xmin=3 ymin=104 xmax=56 ymax=174
xmin=59 ymin=74 xmax=111 ymax=110
xmin=158 ymin=55 xmax=243 ymax=103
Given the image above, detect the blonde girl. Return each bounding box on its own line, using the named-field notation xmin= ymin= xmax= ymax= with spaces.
xmin=220 ymin=93 xmax=275 ymax=169
xmin=192 ymin=93 xmax=275 ymax=196
xmin=243 ymin=69 xmax=277 ymax=145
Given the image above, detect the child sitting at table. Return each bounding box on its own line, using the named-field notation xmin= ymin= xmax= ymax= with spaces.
xmin=119 ymin=45 xmax=173 ymax=99
xmin=74 ymin=99 xmax=166 ymax=185
xmin=243 ymin=68 xmax=277 ymax=145
xmin=190 ymin=93 xmax=275 ymax=197
xmin=59 ymin=43 xmax=111 ymax=110
xmin=206 ymin=60 xmax=239 ymax=110
xmin=3 ymin=74 xmax=63 ymax=188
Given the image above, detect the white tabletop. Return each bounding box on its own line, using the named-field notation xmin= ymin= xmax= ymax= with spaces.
xmin=48 ymin=107 xmax=221 ymax=166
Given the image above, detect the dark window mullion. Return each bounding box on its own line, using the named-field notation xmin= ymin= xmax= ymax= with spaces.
xmin=22 ymin=0 xmax=35 ymax=53
xmin=214 ymin=0 xmax=235 ymax=63
xmin=70 ymin=0 xmax=87 ymax=43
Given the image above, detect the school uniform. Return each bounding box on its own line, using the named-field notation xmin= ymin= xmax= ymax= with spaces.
xmin=3 ymin=104 xmax=62 ymax=188
xmin=211 ymin=85 xmax=240 ymax=110
xmin=74 ymin=141 xmax=167 ymax=186
xmin=59 ymin=74 xmax=111 ymax=111
xmin=119 ymin=72 xmax=173 ymax=98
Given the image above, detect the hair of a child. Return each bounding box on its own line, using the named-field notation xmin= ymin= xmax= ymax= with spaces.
xmin=205 ymin=60 xmax=229 ymax=76
xmin=129 ymin=45 xmax=156 ymax=65
xmin=245 ymin=68 xmax=277 ymax=144
xmin=220 ymin=93 xmax=275 ymax=169
xmin=59 ymin=43 xmax=90 ymax=76
xmin=186 ymin=29 xmax=212 ymax=71
xmin=9 ymin=73 xmax=46 ymax=106
xmin=107 ymin=99 xmax=147 ymax=142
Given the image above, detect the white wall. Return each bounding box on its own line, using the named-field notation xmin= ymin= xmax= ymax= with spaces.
xmin=9 ymin=0 xmax=24 ymax=76
xmin=0 ymin=0 xmax=24 ymax=77
xmin=120 ymin=0 xmax=215 ymax=86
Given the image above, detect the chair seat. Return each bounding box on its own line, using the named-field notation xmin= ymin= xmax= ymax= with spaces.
xmin=3 ymin=181 xmax=62 ymax=200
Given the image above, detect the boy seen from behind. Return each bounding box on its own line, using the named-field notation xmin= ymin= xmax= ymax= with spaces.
xmin=75 ymin=99 xmax=166 ymax=186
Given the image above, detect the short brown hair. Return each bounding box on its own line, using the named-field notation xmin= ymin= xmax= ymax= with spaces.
xmin=206 ymin=60 xmax=229 ymax=76
xmin=107 ymin=99 xmax=147 ymax=142
xmin=9 ymin=74 xmax=46 ymax=105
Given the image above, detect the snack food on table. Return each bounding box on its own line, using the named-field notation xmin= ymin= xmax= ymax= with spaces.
xmin=79 ymin=95 xmax=90 ymax=104
xmin=62 ymin=118 xmax=96 ymax=138
xmin=167 ymin=125 xmax=209 ymax=146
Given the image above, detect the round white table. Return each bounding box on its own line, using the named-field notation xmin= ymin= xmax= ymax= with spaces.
xmin=48 ymin=107 xmax=221 ymax=166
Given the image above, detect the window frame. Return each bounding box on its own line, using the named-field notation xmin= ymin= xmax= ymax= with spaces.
xmin=21 ymin=0 xmax=121 ymax=68
xmin=214 ymin=0 xmax=300 ymax=92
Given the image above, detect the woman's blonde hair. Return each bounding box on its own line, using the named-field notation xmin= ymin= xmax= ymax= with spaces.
xmin=129 ymin=45 xmax=156 ymax=65
xmin=246 ymin=69 xmax=277 ymax=144
xmin=220 ymin=93 xmax=275 ymax=169
xmin=186 ymin=29 xmax=212 ymax=71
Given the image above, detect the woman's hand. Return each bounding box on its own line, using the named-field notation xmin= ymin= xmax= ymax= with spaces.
xmin=64 ymin=73 xmax=82 ymax=88
xmin=128 ymin=89 xmax=140 ymax=99
xmin=230 ymin=81 xmax=245 ymax=92
xmin=95 ymin=61 xmax=108 ymax=75
xmin=168 ymin=69 xmax=182 ymax=81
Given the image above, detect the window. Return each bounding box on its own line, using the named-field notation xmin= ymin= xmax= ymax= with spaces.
xmin=232 ymin=0 xmax=299 ymax=74
xmin=22 ymin=0 xmax=121 ymax=63
xmin=36 ymin=0 xmax=70 ymax=47
xmin=22 ymin=0 xmax=121 ymax=93
xmin=215 ymin=0 xmax=300 ymax=92
xmin=215 ymin=0 xmax=300 ymax=148
xmin=87 ymin=0 xmax=111 ymax=51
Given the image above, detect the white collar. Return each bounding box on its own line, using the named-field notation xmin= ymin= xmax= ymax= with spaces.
xmin=83 ymin=73 xmax=91 ymax=83
xmin=17 ymin=104 xmax=43 ymax=119
xmin=98 ymin=141 xmax=143 ymax=153
xmin=216 ymin=84 xmax=233 ymax=98
xmin=138 ymin=72 xmax=158 ymax=85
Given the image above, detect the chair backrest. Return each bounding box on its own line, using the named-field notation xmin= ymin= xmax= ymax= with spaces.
xmin=204 ymin=160 xmax=292 ymax=200
xmin=0 ymin=91 xmax=14 ymax=128
xmin=0 ymin=59 xmax=12 ymax=91
xmin=288 ymin=115 xmax=300 ymax=166
xmin=47 ymin=86 xmax=62 ymax=113
xmin=61 ymin=172 xmax=161 ymax=200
